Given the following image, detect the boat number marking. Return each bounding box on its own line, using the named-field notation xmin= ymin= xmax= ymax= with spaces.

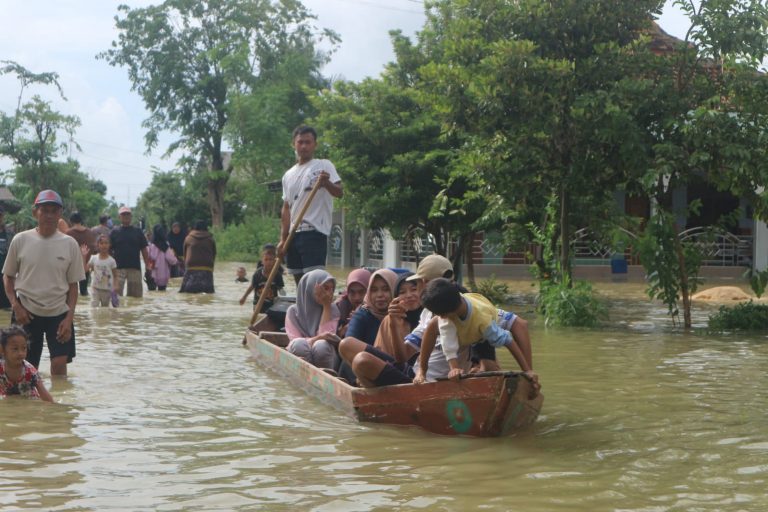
xmin=446 ymin=399 xmax=473 ymax=433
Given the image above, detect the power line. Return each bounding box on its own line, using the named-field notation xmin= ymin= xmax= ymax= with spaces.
xmin=323 ymin=0 xmax=422 ymax=15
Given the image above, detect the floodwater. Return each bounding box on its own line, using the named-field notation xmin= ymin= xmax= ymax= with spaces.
xmin=1 ymin=264 xmax=767 ymax=511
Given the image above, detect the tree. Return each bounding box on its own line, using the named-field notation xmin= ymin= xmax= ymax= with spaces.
xmin=0 ymin=61 xmax=107 ymax=223
xmin=416 ymin=0 xmax=663 ymax=282
xmin=100 ymin=0 xmax=338 ymax=228
xmin=312 ymin=32 xmax=492 ymax=275
xmin=625 ymin=0 xmax=768 ymax=327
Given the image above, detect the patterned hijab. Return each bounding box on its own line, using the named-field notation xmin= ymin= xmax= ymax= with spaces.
xmin=286 ymin=269 xmax=339 ymax=338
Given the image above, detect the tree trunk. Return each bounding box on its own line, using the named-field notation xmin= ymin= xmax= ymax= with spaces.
xmin=465 ymin=233 xmax=477 ymax=291
xmin=673 ymin=223 xmax=693 ymax=329
xmin=207 ymin=178 xmax=226 ymax=229
xmin=559 ymin=182 xmax=572 ymax=286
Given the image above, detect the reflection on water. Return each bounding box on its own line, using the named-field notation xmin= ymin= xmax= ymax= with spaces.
xmin=1 ymin=264 xmax=767 ymax=510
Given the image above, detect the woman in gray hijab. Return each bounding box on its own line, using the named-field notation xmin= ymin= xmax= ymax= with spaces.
xmin=285 ymin=269 xmax=341 ymax=370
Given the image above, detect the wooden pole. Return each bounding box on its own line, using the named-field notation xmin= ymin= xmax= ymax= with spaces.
xmin=249 ymin=178 xmax=324 ymax=326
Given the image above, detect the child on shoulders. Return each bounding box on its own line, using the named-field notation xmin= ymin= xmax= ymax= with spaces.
xmin=0 ymin=325 xmax=54 ymax=402
xmin=421 ymin=278 xmax=540 ymax=395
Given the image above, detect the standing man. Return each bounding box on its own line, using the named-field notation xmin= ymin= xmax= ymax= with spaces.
xmin=2 ymin=190 xmax=85 ymax=376
xmin=110 ymin=206 xmax=152 ymax=297
xmin=0 ymin=206 xmax=14 ymax=309
xmin=278 ymin=125 xmax=343 ymax=285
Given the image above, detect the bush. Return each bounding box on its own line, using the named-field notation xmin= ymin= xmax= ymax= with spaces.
xmin=212 ymin=217 xmax=280 ymax=262
xmin=708 ymin=300 xmax=768 ymax=331
xmin=475 ymin=274 xmax=510 ymax=304
xmin=537 ymin=279 xmax=607 ymax=327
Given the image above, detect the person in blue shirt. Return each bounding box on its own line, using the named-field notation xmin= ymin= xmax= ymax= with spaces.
xmin=344 ymin=268 xmax=398 ymax=345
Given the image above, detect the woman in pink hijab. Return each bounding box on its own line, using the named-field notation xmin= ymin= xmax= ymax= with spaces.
xmin=335 ymin=268 xmax=372 ymax=337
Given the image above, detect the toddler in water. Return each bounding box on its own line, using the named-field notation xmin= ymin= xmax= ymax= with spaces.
xmin=0 ymin=325 xmax=54 ymax=402
xmin=235 ymin=266 xmax=248 ymax=283
xmin=87 ymin=235 xmax=119 ymax=307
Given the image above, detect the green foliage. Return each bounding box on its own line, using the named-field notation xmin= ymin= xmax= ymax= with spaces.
xmin=212 ymin=216 xmax=280 ymax=262
xmin=0 ymin=61 xmax=107 ymax=226
xmin=536 ymin=278 xmax=607 ymax=327
xmin=474 ymin=274 xmax=509 ymax=304
xmin=746 ymin=268 xmax=768 ymax=299
xmin=708 ymin=301 xmax=768 ymax=331
xmin=136 ymin=170 xmax=208 ymax=230
xmin=417 ymin=0 xmax=662 ymax=279
xmin=635 ymin=210 xmax=704 ymax=324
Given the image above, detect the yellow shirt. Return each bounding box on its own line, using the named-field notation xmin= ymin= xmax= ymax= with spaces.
xmin=438 ymin=293 xmax=512 ymax=360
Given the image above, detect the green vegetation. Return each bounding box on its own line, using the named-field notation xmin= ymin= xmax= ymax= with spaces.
xmin=709 ymin=301 xmax=768 ymax=331
xmin=212 ymin=218 xmax=280 ymax=263
xmin=474 ymin=275 xmax=509 ymax=304
xmin=0 ymin=61 xmax=109 ymax=226
xmin=537 ymin=279 xmax=608 ymax=328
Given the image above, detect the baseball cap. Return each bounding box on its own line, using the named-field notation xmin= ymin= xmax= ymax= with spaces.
xmin=407 ymin=254 xmax=453 ymax=282
xmin=118 ymin=206 xmax=132 ymax=215
xmin=33 ymin=189 xmax=63 ymax=207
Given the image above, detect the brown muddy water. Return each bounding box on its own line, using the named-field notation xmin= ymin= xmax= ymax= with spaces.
xmin=1 ymin=263 xmax=767 ymax=511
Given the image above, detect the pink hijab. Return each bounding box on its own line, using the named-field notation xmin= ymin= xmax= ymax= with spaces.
xmin=336 ymin=268 xmax=372 ymax=322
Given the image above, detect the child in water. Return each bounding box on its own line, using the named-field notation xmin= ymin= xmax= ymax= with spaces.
xmin=239 ymin=244 xmax=285 ymax=313
xmin=87 ymin=235 xmax=119 ymax=307
xmin=0 ymin=325 xmax=54 ymax=402
xmin=235 ymin=266 xmax=248 ymax=283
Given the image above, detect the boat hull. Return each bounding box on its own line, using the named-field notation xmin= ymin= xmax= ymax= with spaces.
xmin=245 ymin=330 xmax=543 ymax=437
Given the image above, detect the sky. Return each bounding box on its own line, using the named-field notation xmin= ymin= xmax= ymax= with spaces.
xmin=0 ymin=0 xmax=688 ymax=206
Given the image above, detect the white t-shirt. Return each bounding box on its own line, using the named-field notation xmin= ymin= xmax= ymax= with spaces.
xmin=89 ymin=254 xmax=117 ymax=290
xmin=281 ymin=158 xmax=341 ymax=236
xmin=2 ymin=229 xmax=86 ymax=317
xmin=404 ymin=308 xmax=471 ymax=381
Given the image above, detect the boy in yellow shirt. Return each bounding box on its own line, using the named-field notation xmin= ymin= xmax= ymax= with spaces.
xmin=421 ymin=277 xmax=540 ymax=395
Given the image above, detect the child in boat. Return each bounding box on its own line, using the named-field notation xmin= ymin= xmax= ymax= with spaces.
xmin=285 ymin=269 xmax=340 ymax=370
xmin=335 ymin=268 xmax=371 ymax=337
xmin=87 ymin=235 xmax=119 ymax=307
xmin=0 ymin=325 xmax=54 ymax=402
xmin=421 ymin=277 xmax=540 ymax=394
xmin=239 ymin=244 xmax=285 ymax=313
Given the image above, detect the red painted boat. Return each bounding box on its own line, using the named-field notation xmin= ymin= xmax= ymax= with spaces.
xmin=245 ymin=329 xmax=544 ymax=437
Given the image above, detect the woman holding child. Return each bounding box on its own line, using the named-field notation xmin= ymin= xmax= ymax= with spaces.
xmin=285 ymin=269 xmax=340 ymax=370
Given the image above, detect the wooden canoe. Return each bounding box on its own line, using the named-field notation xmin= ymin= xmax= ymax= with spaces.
xmin=245 ymin=329 xmax=544 ymax=437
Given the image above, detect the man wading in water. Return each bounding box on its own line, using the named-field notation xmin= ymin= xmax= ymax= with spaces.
xmin=3 ymin=190 xmax=85 ymax=376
